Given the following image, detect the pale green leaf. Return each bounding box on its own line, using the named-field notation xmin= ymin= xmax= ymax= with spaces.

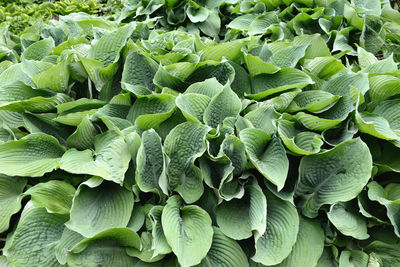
xmin=297 ymin=138 xmax=372 ymax=218
xmin=67 ymin=228 xmax=140 ymax=267
xmin=248 ymin=68 xmax=313 ymax=100
xmin=216 ymin=183 xmax=267 ymax=240
xmin=60 ymin=130 xmax=131 ymax=185
xmin=4 ymin=203 xmax=67 ymax=267
xmin=164 ymin=122 xmax=210 ymax=203
xmin=66 ymin=182 xmax=134 ymax=237
xmin=136 ymin=129 xmax=165 ymax=194
xmin=0 ymin=133 xmax=65 ymax=177
xmin=0 ymin=175 xmax=26 ymax=233
xmin=161 ymin=195 xmax=213 ymax=267
xmin=24 ymin=180 xmax=76 ymax=214
xmin=327 ymin=201 xmax=369 ymax=240
xmin=204 ymin=84 xmax=242 ymax=128
xmin=201 ymin=227 xmax=249 ymax=267
xmin=240 ymin=129 xmax=289 ymax=190
xmin=253 ymin=190 xmax=299 ymax=266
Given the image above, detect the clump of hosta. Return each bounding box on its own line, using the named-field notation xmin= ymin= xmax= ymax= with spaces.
xmin=1 ymin=0 xmax=400 ymax=266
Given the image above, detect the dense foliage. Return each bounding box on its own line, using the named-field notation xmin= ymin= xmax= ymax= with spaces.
xmin=0 ymin=0 xmax=123 ymax=34
xmin=1 ymin=0 xmax=400 ymax=266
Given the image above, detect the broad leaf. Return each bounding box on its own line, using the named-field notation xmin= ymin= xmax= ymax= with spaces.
xmin=66 ymin=181 xmax=134 ymax=237
xmin=0 ymin=175 xmax=26 ymax=233
xmin=4 ymin=203 xmax=67 ymax=267
xmin=0 ymin=133 xmax=65 ymax=177
xmin=164 ymin=122 xmax=210 ymax=203
xmin=161 ymin=195 xmax=213 ymax=267
xmin=296 ymin=138 xmax=372 ymax=218
xmin=216 ymin=183 xmax=267 ymax=240
xmin=60 ymin=130 xmax=131 ymax=185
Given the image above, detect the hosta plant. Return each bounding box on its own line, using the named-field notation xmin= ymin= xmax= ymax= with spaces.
xmin=1 ymin=0 xmax=400 ymax=266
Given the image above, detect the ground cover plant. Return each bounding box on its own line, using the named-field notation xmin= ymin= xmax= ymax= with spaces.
xmin=0 ymin=0 xmax=123 ymax=34
xmin=1 ymin=0 xmax=400 ymax=266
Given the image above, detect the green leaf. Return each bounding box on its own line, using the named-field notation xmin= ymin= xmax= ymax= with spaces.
xmin=4 ymin=203 xmax=67 ymax=267
xmin=187 ymin=5 xmax=209 ymax=23
xmin=0 ymin=133 xmax=65 ymax=177
xmin=240 ymin=129 xmax=289 ymax=190
xmin=327 ymin=201 xmax=369 ymax=240
xmin=67 ymin=228 xmax=140 ymax=267
xmin=149 ymin=205 xmax=172 ymax=256
xmin=66 ymin=115 xmax=98 ymax=150
xmin=55 ymin=98 xmax=107 ymax=126
xmin=89 ymin=23 xmax=135 ymax=67
xmin=220 ymin=134 xmax=247 ymax=176
xmin=136 ymin=129 xmax=165 ymax=194
xmin=367 ymin=182 xmax=400 ymax=237
xmin=125 ymin=231 xmax=165 ymax=263
xmin=23 ymin=112 xmax=71 ymax=145
xmin=229 ymin=60 xmax=252 ymax=97
xmin=161 ymin=195 xmax=213 ymax=267
xmin=153 ymin=64 xmax=187 ymax=90
xmin=274 ymin=217 xmax=324 ymax=267
xmin=127 ymin=203 xmax=145 ymax=232
xmin=128 ymin=94 xmax=176 ymax=130
xmin=204 ymin=84 xmax=242 ymax=128
xmin=0 ymin=256 xmax=11 ymax=267
xmin=185 ymin=78 xmax=224 ymax=97
xmin=338 ymin=250 xmax=368 ymax=267
xmin=32 ymin=60 xmax=70 ymax=92
xmin=54 ymin=228 xmax=84 ymax=265
xmin=24 ymin=180 xmax=76 ymax=214
xmin=248 ymin=68 xmax=313 ymax=100
xmin=361 ymin=15 xmax=384 ymax=55
xmin=60 ymin=130 xmax=131 ymax=185
xmin=320 ymin=71 xmax=369 ymax=96
xmin=304 ymin=56 xmax=344 ymax=80
xmin=0 ymin=175 xmax=26 ymax=233
xmin=296 ymin=138 xmax=372 ymax=218
xmin=322 ymin=119 xmax=358 ymax=146
xmin=198 ymin=11 xmax=221 ymax=37
xmin=216 ymin=183 xmax=267 ymax=240
xmin=0 ymin=64 xmax=33 ymax=87
xmin=201 ymin=227 xmax=249 ymax=267
xmin=79 ymin=57 xmax=119 ymax=92
xmin=244 ymin=104 xmax=280 ymax=136
xmin=248 ymin=12 xmax=279 ymax=35
xmin=0 ymin=110 xmax=25 ymax=128
xmin=121 ymin=51 xmax=159 ymax=91
xmin=22 ymin=38 xmax=55 ymax=61
xmin=358 ymin=47 xmax=397 ymax=74
xmin=164 ymin=122 xmax=210 ymax=203
xmin=286 ymin=90 xmax=340 ymax=113
xmin=352 ymin=0 xmax=381 ymax=16
xmin=200 ymin=40 xmax=243 ymax=62
xmin=355 ymin=99 xmax=400 ymax=141
xmin=21 ymin=60 xmax=53 ymax=79
xmin=369 ymin=74 xmax=400 ymax=101
xmin=253 ymin=190 xmax=299 ymax=266
xmin=293 ymin=96 xmax=356 ymax=132
xmin=199 ymin=154 xmax=235 ymax=198
xmin=176 ymin=93 xmax=211 ymax=122
xmin=278 ymin=119 xmax=324 ymax=155
xmin=0 ymin=82 xmax=72 ymax=113
xmin=186 ymin=61 xmax=234 ymax=86
xmin=365 ymin=241 xmax=400 ymax=267
xmin=244 ymin=52 xmax=280 ymax=77
xmin=228 ymin=14 xmax=258 ymax=31
xmin=66 ymin=181 xmax=134 ymax=237
xmin=316 ymin=247 xmax=339 ymax=267
xmin=271 ymin=44 xmax=308 ymax=68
